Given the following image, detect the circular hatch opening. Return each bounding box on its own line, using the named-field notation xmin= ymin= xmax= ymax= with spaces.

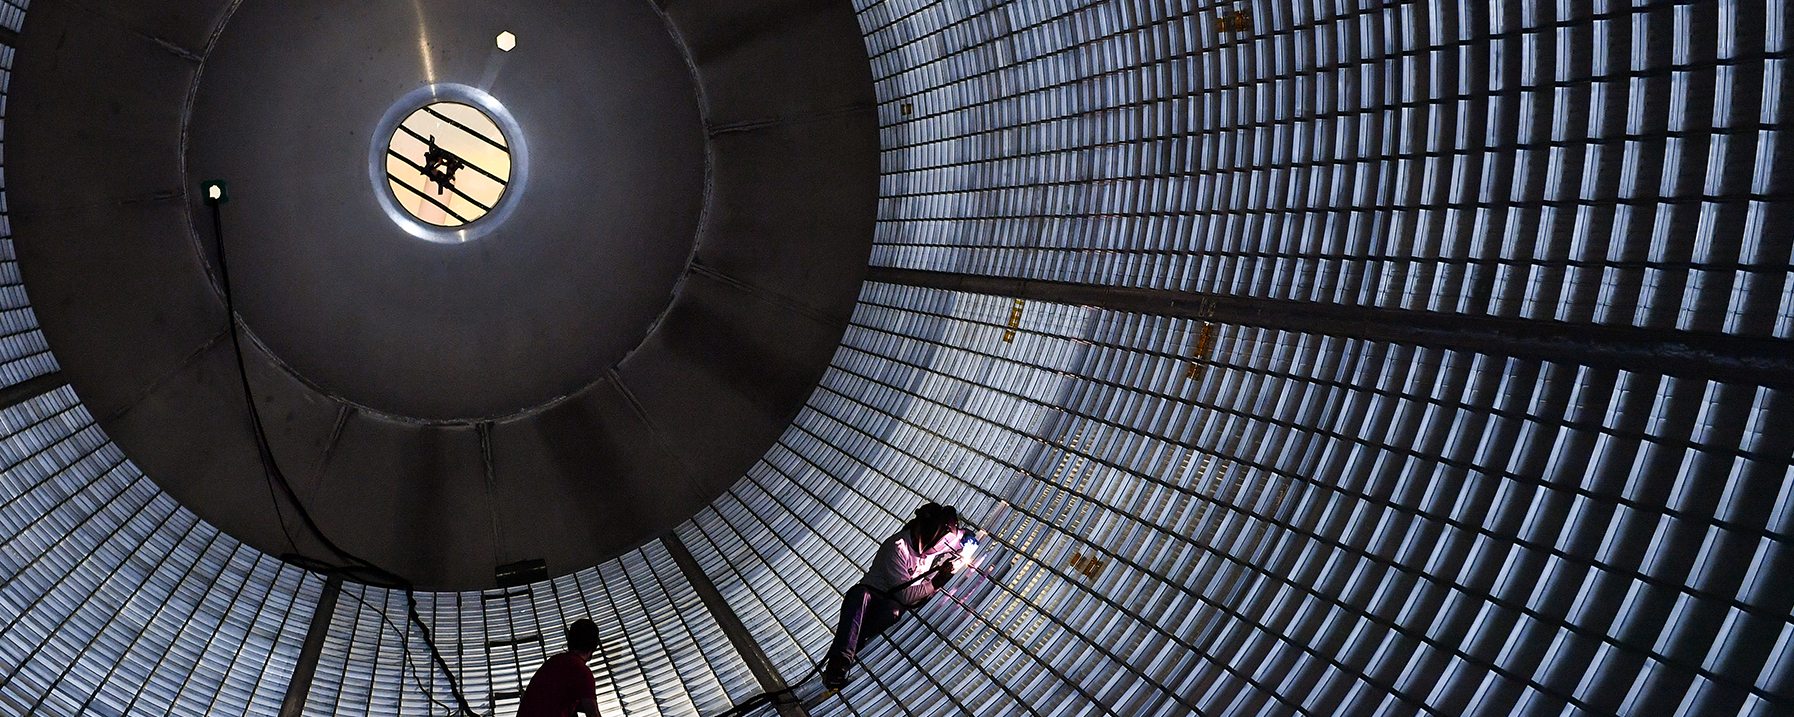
xmin=385 ymin=102 xmax=511 ymax=226
xmin=369 ymin=84 xmax=529 ymax=243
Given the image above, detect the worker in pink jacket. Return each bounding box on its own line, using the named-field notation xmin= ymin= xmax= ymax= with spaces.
xmin=822 ymin=503 xmax=966 ymax=690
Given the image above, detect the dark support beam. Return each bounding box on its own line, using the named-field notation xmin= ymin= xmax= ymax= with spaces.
xmin=663 ymin=533 xmax=807 ymax=717
xmin=0 ymin=371 xmax=65 ymax=412
xmin=0 ymin=23 xmax=18 ymax=49
xmin=279 ymin=576 xmax=343 ymax=717
xmin=868 ymin=267 xmax=1794 ymax=390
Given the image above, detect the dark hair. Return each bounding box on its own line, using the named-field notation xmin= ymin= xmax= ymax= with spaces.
xmin=910 ymin=502 xmax=959 ymax=549
xmin=567 ymin=618 xmax=599 ymax=654
xmin=915 ymin=502 xmax=957 ymax=528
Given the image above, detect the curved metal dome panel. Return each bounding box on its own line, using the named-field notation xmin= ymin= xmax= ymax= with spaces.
xmin=5 ymin=0 xmax=878 ymax=590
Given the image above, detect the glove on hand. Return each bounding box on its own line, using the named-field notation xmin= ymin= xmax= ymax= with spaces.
xmin=931 ymin=565 xmax=954 ymax=589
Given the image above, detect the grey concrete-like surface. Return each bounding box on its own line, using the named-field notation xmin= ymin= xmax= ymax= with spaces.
xmin=8 ymin=0 xmax=877 ymax=589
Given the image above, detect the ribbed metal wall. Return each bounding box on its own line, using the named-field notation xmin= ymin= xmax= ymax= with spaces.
xmin=304 ymin=542 xmax=759 ymax=717
xmin=0 ymin=19 xmax=325 ymax=717
xmin=693 ymin=280 xmax=1792 ymax=714
xmin=866 ymin=0 xmax=1792 ymax=339
xmin=675 ymin=0 xmax=1794 ymax=715
xmin=0 ymin=35 xmax=60 ymax=390
xmin=0 ymin=385 xmax=324 ymax=716
xmin=0 ymin=0 xmax=1789 ymax=716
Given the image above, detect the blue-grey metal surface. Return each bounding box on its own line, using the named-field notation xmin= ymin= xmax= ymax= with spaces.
xmin=0 ymin=0 xmax=1783 ymax=715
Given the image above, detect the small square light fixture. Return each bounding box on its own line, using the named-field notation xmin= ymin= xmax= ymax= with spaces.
xmin=495 ymin=31 xmax=516 ymax=52
xmin=201 ymin=180 xmax=229 ymax=204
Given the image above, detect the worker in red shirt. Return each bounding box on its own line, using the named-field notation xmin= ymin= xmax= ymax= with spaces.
xmin=517 ymin=619 xmax=601 ymax=717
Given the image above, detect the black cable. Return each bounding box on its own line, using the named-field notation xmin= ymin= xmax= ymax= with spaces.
xmin=870 ymin=556 xmax=959 ymax=610
xmin=701 ymin=583 xmax=948 ymax=717
xmin=702 ymin=654 xmax=821 ymax=717
xmin=209 ymin=199 xmax=302 ymax=558
xmin=408 ymin=590 xmax=474 ymax=716
xmin=207 ymin=191 xmax=475 ymax=717
xmin=342 ymin=585 xmax=462 ymax=715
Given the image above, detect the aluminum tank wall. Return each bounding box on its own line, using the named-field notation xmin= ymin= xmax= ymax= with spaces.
xmin=675 ymin=0 xmax=1794 ymax=715
xmin=864 ymin=0 xmax=1793 ymax=336
xmin=0 ymin=388 xmax=326 ymax=714
xmin=302 ymin=546 xmax=759 ymax=717
xmin=0 ymin=12 xmax=327 ymax=714
xmin=687 ymin=283 xmax=1792 ymax=715
xmin=0 ymin=0 xmax=1788 ymax=716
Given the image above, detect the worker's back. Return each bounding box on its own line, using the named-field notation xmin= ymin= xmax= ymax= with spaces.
xmin=519 ymin=620 xmax=601 ymax=717
xmin=517 ymin=651 xmax=597 ymax=717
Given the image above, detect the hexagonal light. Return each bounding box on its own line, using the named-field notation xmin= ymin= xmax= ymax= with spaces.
xmin=495 ymin=31 xmax=516 ymax=52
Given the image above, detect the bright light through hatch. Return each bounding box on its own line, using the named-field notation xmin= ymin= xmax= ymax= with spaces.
xmin=383 ymin=102 xmax=512 ymax=228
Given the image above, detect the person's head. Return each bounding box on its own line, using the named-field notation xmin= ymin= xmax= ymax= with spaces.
xmin=567 ymin=618 xmax=599 ymax=656
xmin=909 ymin=502 xmax=959 ymax=551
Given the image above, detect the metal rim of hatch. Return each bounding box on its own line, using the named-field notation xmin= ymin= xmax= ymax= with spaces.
xmin=369 ymin=84 xmax=530 ymax=244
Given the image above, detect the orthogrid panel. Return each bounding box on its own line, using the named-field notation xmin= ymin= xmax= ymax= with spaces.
xmin=682 ymin=283 xmax=1794 ymax=716
xmin=0 ymin=38 xmax=63 ymax=389
xmin=304 ymin=539 xmax=759 ymax=717
xmin=865 ymin=0 xmax=1793 ymax=337
xmin=0 ymin=386 xmax=322 ymax=717
xmin=0 ymin=10 xmax=317 ymax=717
xmin=677 ymin=283 xmax=1088 ymax=711
xmin=0 ymin=1 xmax=23 ymax=34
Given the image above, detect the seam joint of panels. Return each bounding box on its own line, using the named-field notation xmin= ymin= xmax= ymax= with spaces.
xmin=661 ymin=533 xmax=808 ymax=717
xmin=0 ymin=371 xmax=65 ymax=412
xmin=866 ymin=268 xmax=1794 ymax=390
xmin=279 ymin=576 xmax=342 ymax=717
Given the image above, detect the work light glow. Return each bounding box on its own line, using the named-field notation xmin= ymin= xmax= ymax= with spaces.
xmin=952 ymin=530 xmax=986 ymax=574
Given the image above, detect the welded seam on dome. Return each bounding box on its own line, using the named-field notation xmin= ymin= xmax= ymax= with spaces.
xmin=688 ymin=263 xmax=851 ymax=329
xmin=98 ymin=328 xmax=230 ymax=424
xmin=706 ymin=102 xmax=875 ymax=136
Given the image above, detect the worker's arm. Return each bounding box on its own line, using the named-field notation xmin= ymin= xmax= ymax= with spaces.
xmin=931 ymin=560 xmax=955 ymax=589
xmin=578 ymin=694 xmax=600 ymax=717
